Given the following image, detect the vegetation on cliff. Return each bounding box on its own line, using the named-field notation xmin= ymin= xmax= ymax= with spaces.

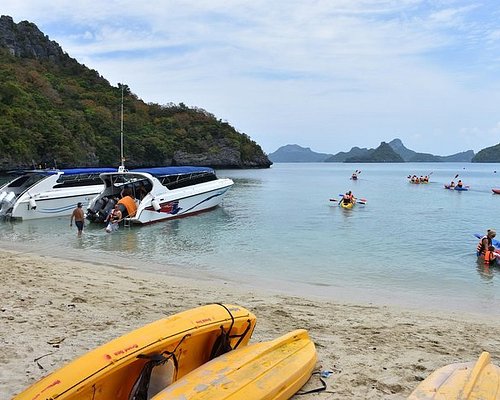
xmin=472 ymin=143 xmax=500 ymax=163
xmin=344 ymin=142 xmax=404 ymax=163
xmin=0 ymin=16 xmax=271 ymax=170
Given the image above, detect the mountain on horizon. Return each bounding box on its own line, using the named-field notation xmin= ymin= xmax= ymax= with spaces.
xmin=344 ymin=141 xmax=404 ymax=163
xmin=267 ymin=144 xmax=333 ymax=162
xmin=271 ymin=139 xmax=477 ymax=163
xmin=387 ymin=139 xmax=474 ymax=162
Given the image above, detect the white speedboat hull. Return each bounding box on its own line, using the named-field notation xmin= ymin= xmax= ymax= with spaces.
xmin=131 ymin=179 xmax=233 ymax=224
xmin=0 ymin=168 xmax=115 ymax=220
xmin=9 ymin=186 xmax=104 ymax=220
xmin=87 ymin=167 xmax=233 ymax=225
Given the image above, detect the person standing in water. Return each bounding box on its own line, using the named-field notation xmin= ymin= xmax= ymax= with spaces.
xmin=477 ymin=229 xmax=496 ymax=257
xmin=70 ymin=202 xmax=85 ymax=237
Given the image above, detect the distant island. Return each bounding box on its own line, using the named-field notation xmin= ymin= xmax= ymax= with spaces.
xmin=268 ymin=138 xmax=499 ymax=163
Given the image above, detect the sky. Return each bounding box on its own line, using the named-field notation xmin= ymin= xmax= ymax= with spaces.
xmin=3 ymin=1 xmax=500 ymax=156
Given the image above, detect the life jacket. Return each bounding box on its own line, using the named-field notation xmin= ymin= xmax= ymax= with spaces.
xmin=118 ymin=195 xmax=138 ymax=217
xmin=484 ymin=250 xmax=494 ymax=265
xmin=477 ymin=236 xmax=492 ymax=256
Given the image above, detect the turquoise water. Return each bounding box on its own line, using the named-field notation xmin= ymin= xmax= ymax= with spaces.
xmin=1 ymin=163 xmax=500 ymax=315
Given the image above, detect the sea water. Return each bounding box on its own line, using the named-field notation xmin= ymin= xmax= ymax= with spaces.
xmin=1 ymin=162 xmax=500 ymax=315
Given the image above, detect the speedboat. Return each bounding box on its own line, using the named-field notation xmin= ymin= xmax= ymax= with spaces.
xmin=86 ymin=166 xmax=234 ymax=225
xmin=0 ymin=168 xmax=116 ymax=220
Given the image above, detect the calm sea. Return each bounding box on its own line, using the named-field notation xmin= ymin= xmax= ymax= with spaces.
xmin=1 ymin=163 xmax=500 ymax=315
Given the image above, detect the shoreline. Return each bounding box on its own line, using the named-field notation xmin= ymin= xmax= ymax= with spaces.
xmin=3 ymin=248 xmax=500 ymax=399
xmin=2 ymin=238 xmax=496 ymax=318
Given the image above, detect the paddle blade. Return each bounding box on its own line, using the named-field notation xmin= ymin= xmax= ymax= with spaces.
xmin=329 ymin=198 xmax=338 ymax=202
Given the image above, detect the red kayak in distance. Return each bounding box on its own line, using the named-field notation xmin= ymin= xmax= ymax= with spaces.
xmin=493 ymin=188 xmax=500 ymax=194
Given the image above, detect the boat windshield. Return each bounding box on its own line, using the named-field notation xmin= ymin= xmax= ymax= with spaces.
xmin=54 ymin=173 xmax=105 ymax=188
xmin=104 ymin=174 xmax=153 ymax=200
xmin=159 ymin=171 xmax=217 ymax=190
xmin=5 ymin=173 xmax=46 ymax=189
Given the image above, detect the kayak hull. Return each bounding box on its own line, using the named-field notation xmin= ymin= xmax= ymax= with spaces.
xmin=14 ymin=304 xmax=256 ymax=400
xmin=492 ymin=188 xmax=500 ymax=194
xmin=340 ymin=199 xmax=356 ymax=209
xmin=444 ymin=184 xmax=469 ymax=191
xmin=408 ymin=352 xmax=500 ymax=400
xmin=151 ymin=329 xmax=317 ymax=400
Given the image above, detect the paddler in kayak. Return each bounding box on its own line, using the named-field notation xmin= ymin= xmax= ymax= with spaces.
xmin=341 ymin=191 xmax=354 ymax=205
xmin=456 ymin=180 xmax=463 ymax=188
xmin=477 ymin=229 xmax=496 ymax=257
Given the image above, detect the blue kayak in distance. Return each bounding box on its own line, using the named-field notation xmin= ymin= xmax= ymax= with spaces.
xmin=444 ymin=184 xmax=469 ymax=191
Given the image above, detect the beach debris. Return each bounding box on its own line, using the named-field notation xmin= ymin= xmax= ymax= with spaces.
xmin=34 ymin=352 xmax=55 ymax=370
xmin=321 ymin=369 xmax=334 ymax=378
xmin=71 ymin=296 xmax=87 ymax=303
xmin=47 ymin=337 xmax=65 ymax=345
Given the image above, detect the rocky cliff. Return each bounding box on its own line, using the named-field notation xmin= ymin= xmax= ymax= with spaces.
xmin=0 ymin=15 xmax=271 ymax=170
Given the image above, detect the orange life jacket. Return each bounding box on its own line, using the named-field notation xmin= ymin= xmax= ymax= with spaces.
xmin=477 ymin=236 xmax=491 ymax=256
xmin=118 ymin=196 xmax=137 ymax=217
xmin=484 ymin=250 xmax=495 ymax=265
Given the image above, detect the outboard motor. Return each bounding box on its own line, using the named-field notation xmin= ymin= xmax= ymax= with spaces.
xmin=101 ymin=198 xmax=116 ymax=221
xmin=0 ymin=192 xmax=15 ymax=216
xmin=86 ymin=197 xmax=105 ymax=222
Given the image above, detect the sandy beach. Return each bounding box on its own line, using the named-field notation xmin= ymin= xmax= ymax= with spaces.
xmin=2 ymin=249 xmax=500 ymax=399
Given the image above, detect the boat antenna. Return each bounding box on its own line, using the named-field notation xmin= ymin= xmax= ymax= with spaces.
xmin=119 ymin=85 xmax=125 ymax=172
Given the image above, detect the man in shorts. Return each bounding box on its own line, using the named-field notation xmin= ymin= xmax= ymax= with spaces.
xmin=70 ymin=202 xmax=85 ymax=237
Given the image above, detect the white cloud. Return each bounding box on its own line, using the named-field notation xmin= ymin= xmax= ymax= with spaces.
xmin=2 ymin=0 xmax=500 ymax=154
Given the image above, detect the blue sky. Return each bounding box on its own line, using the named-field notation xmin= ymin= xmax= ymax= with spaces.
xmin=3 ymin=1 xmax=500 ymax=155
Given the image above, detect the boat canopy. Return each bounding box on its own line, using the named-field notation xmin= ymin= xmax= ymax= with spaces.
xmin=7 ymin=168 xmax=116 ymax=176
xmin=130 ymin=166 xmax=214 ymax=177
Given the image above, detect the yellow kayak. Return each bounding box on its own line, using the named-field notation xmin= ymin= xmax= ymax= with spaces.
xmin=408 ymin=352 xmax=500 ymax=399
xmin=151 ymin=329 xmax=317 ymax=400
xmin=340 ymin=198 xmax=356 ymax=209
xmin=14 ymin=304 xmax=256 ymax=400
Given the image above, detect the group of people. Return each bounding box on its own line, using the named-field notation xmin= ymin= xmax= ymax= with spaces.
xmin=408 ymin=175 xmax=430 ymax=183
xmin=477 ymin=229 xmax=499 ymax=266
xmin=70 ymin=188 xmax=140 ymax=236
xmin=341 ymin=191 xmax=355 ymax=205
xmin=448 ymin=180 xmax=464 ymax=188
